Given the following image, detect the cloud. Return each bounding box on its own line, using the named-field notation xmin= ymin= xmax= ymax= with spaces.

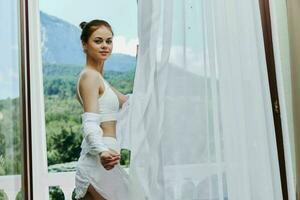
xmin=113 ymin=36 xmax=138 ymax=57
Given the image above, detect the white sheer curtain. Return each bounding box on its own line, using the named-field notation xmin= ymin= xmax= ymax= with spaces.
xmin=121 ymin=0 xmax=287 ymax=199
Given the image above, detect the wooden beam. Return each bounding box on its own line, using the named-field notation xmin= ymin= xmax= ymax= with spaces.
xmin=20 ymin=0 xmax=33 ymax=199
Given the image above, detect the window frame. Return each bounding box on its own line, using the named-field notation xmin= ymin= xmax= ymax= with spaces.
xmin=20 ymin=0 xmax=49 ymax=199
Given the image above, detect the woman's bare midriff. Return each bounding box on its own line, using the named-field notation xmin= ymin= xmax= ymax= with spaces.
xmin=100 ymin=121 xmax=117 ymax=138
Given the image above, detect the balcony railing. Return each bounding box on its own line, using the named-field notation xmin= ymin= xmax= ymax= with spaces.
xmin=0 ymin=172 xmax=75 ymax=200
xmin=0 ymin=164 xmax=225 ymax=199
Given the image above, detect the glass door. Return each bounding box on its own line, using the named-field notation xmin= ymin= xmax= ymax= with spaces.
xmin=0 ymin=0 xmax=27 ymax=199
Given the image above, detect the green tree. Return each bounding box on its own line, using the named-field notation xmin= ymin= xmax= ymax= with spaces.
xmin=47 ymin=120 xmax=82 ymax=165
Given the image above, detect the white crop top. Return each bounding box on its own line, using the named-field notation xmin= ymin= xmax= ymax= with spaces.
xmin=77 ymin=72 xmax=120 ymax=123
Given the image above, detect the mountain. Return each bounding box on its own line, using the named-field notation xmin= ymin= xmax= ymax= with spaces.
xmin=40 ymin=11 xmax=136 ymax=71
xmin=40 ymin=12 xmax=84 ymax=65
xmin=105 ymin=53 xmax=136 ymax=72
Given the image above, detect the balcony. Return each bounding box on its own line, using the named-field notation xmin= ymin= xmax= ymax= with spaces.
xmin=0 ymin=172 xmax=75 ymax=200
xmin=0 ymin=164 xmax=225 ymax=200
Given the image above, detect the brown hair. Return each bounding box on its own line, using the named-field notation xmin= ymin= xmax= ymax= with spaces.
xmin=79 ymin=20 xmax=114 ymax=43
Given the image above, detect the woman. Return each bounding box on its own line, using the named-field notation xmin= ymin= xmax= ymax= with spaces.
xmin=75 ymin=20 xmax=129 ymax=200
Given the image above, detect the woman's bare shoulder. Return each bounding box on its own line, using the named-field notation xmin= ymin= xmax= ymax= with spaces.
xmin=79 ymin=69 xmax=101 ymax=87
xmin=78 ymin=69 xmax=102 ymax=112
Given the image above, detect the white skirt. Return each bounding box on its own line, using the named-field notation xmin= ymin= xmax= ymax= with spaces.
xmin=75 ymin=137 xmax=130 ymax=200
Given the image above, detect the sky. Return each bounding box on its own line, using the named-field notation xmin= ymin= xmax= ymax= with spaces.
xmin=0 ymin=0 xmax=20 ymax=100
xmin=39 ymin=0 xmax=138 ymax=56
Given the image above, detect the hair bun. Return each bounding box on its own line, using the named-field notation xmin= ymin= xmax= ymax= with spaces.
xmin=79 ymin=22 xmax=87 ymax=29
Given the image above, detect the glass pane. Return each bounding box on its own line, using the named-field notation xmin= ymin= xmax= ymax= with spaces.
xmin=0 ymin=0 xmax=24 ymax=199
xmin=39 ymin=0 xmax=137 ymax=199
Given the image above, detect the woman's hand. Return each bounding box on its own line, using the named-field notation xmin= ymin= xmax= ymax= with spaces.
xmin=99 ymin=150 xmax=120 ymax=170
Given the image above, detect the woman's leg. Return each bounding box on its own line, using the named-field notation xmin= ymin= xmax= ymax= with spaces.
xmin=82 ymin=184 xmax=106 ymax=200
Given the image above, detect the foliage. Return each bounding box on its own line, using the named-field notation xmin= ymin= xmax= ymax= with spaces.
xmin=43 ymin=63 xmax=135 ymax=98
xmin=46 ymin=120 xmax=82 ymax=165
xmin=0 ymin=190 xmax=6 ymax=200
xmin=48 ymin=161 xmax=76 ymax=172
xmin=0 ymin=63 xmax=135 ymax=176
xmin=120 ymin=149 xmax=131 ymax=168
xmin=49 ymin=186 xmax=64 ymax=200
xmin=16 ymin=191 xmax=22 ymax=200
xmin=0 ymin=98 xmax=22 ymax=175
xmin=43 ymin=76 xmax=77 ymax=98
xmin=104 ymin=70 xmax=135 ymax=94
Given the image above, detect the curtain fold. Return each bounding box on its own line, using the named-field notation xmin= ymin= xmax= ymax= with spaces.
xmin=122 ymin=0 xmax=289 ymax=199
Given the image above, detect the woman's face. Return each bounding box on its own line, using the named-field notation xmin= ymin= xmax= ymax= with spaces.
xmin=83 ymin=26 xmax=113 ymax=61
